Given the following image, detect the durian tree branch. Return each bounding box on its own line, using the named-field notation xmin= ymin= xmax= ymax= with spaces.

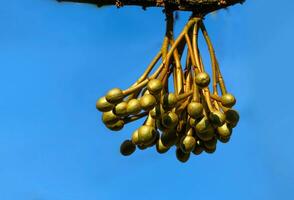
xmin=57 ymin=0 xmax=245 ymax=14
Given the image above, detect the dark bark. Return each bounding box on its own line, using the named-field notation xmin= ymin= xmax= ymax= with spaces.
xmin=57 ymin=0 xmax=245 ymax=14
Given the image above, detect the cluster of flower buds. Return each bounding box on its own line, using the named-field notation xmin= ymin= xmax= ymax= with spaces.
xmin=96 ymin=14 xmax=239 ymax=162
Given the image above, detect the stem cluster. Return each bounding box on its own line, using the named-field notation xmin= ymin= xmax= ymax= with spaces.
xmin=96 ymin=12 xmax=239 ymax=162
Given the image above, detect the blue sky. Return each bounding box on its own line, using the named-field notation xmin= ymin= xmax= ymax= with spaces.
xmin=0 ymin=0 xmax=293 ymax=199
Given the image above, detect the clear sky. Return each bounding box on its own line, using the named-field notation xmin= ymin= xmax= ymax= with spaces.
xmin=0 ymin=0 xmax=293 ymax=199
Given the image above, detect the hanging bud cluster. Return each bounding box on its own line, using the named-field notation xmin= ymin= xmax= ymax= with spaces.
xmin=96 ymin=14 xmax=239 ymax=162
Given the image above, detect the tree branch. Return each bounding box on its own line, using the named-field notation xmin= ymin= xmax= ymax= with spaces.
xmin=57 ymin=0 xmax=245 ymax=13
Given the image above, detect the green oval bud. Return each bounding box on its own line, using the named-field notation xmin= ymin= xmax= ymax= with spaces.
xmin=162 ymin=93 xmax=177 ymax=110
xmin=140 ymin=94 xmax=157 ymax=111
xmin=162 ymin=112 xmax=179 ymax=128
xmin=138 ymin=125 xmax=157 ymax=146
xmin=120 ymin=140 xmax=136 ymax=156
xmin=156 ymin=138 xmax=170 ymax=154
xmin=225 ymin=109 xmax=240 ymax=128
xmin=131 ymin=130 xmax=140 ymax=145
xmin=218 ymin=135 xmax=231 ymax=143
xmin=221 ymin=93 xmax=236 ymax=108
xmin=96 ymin=96 xmax=114 ymax=112
xmin=195 ymin=118 xmax=215 ymax=141
xmin=161 ymin=129 xmax=177 ymax=147
xmin=195 ymin=116 xmax=210 ymax=133
xmin=127 ymin=99 xmax=141 ymax=115
xmin=180 ymin=135 xmax=196 ymax=153
xmin=113 ymin=101 xmax=128 ymax=117
xmin=217 ymin=123 xmax=232 ymax=138
xmin=195 ymin=72 xmax=210 ymax=88
xmin=196 ymin=129 xmax=215 ymax=142
xmin=209 ymin=110 xmax=226 ymax=127
xmin=105 ymin=88 xmax=124 ymax=104
xmin=203 ymin=137 xmax=217 ymax=150
xmin=102 ymin=110 xmax=119 ymax=125
xmin=203 ymin=142 xmax=216 ymax=154
xmin=147 ymin=79 xmax=163 ymax=95
xmin=176 ymin=148 xmax=190 ymax=163
xmin=192 ymin=141 xmax=203 ymax=155
xmin=187 ymin=102 xmax=204 ymax=119
xmin=156 ymin=119 xmax=166 ymax=132
xmin=106 ymin=120 xmax=124 ymax=131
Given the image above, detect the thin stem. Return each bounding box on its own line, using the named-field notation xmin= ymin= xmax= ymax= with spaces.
xmin=200 ymin=21 xmax=218 ymax=94
xmin=170 ymin=39 xmax=184 ymax=95
xmin=132 ymin=51 xmax=162 ymax=87
xmin=185 ymin=48 xmax=192 ymax=77
xmin=176 ymin=97 xmax=191 ymax=114
xmin=218 ymin=103 xmax=229 ymax=113
xmin=216 ymin=59 xmax=227 ymax=94
xmin=161 ymin=37 xmax=169 ymax=61
xmin=177 ymin=90 xmax=193 ymax=101
xmin=192 ymin=22 xmax=202 ymax=72
xmin=123 ymin=78 xmax=149 ymax=95
xmin=124 ymin=111 xmax=149 ymax=124
xmin=210 ymin=94 xmax=222 ymax=102
xmin=185 ymin=69 xmax=192 ymax=93
xmin=126 ymin=51 xmax=162 ymax=100
xmin=198 ymin=51 xmax=205 ymax=74
xmin=192 ymin=71 xmax=200 ymax=102
xmin=211 ymin=94 xmax=222 ymax=110
xmin=203 ymin=88 xmax=214 ymax=112
xmin=184 ymin=33 xmax=197 ymax=68
xmin=159 ymin=17 xmax=200 ymax=81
